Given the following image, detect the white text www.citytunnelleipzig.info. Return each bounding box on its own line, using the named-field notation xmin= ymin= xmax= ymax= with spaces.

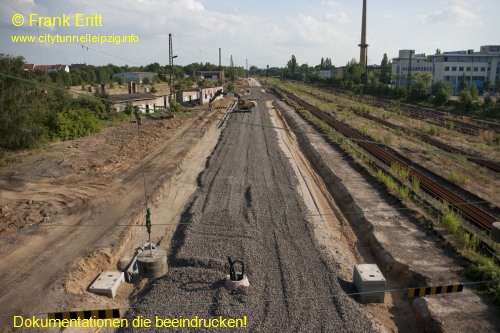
xmin=11 ymin=33 xmax=139 ymax=45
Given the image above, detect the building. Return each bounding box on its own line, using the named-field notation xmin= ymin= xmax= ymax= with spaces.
xmin=195 ymin=70 xmax=225 ymax=81
xmin=331 ymin=67 xmax=345 ymax=79
xmin=319 ymin=70 xmax=332 ymax=79
xmin=112 ymin=72 xmax=158 ymax=83
xmin=176 ymin=89 xmax=200 ymax=106
xmin=70 ymin=64 xmax=87 ymax=71
xmin=392 ymin=45 xmax=500 ymax=94
xmin=391 ymin=50 xmax=433 ymax=88
xmin=109 ymin=82 xmax=168 ymax=113
xmin=200 ymin=86 xmax=223 ymax=105
xmin=23 ymin=64 xmax=70 ymax=72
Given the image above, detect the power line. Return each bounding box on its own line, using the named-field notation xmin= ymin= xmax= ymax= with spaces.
xmin=1 ymin=70 xmax=499 ymax=167
xmin=32 ymin=278 xmax=500 ymax=316
xmin=30 ymin=199 xmax=494 ymax=229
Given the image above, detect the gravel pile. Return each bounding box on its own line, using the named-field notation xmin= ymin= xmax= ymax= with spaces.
xmin=119 ymin=89 xmax=373 ymax=332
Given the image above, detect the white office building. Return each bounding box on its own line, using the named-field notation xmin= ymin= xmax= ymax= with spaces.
xmin=391 ymin=45 xmax=500 ymax=94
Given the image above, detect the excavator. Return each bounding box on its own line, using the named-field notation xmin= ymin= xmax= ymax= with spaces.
xmin=209 ymin=89 xmax=256 ymax=112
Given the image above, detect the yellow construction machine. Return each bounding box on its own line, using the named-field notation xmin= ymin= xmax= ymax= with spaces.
xmin=209 ymin=89 xmax=256 ymax=112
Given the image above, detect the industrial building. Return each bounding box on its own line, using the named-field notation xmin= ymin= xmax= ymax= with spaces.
xmin=23 ymin=64 xmax=70 ymax=72
xmin=112 ymin=72 xmax=158 ymax=83
xmin=391 ymin=45 xmax=500 ymax=94
xmin=109 ymin=82 xmax=168 ymax=113
xmin=195 ymin=70 xmax=225 ymax=81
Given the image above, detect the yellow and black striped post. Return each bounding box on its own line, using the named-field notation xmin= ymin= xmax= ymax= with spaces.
xmin=408 ymin=284 xmax=464 ymax=297
xmin=47 ymin=308 xmax=121 ymax=320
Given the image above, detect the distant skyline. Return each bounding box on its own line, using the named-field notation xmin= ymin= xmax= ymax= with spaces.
xmin=1 ymin=0 xmax=499 ymax=69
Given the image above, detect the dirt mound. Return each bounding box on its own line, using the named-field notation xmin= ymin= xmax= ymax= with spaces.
xmin=0 ymin=116 xmax=188 ymax=236
xmin=63 ymin=248 xmax=116 ymax=295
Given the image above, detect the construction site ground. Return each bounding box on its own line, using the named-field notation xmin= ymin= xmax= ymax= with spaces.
xmin=0 ymin=78 xmax=498 ymax=332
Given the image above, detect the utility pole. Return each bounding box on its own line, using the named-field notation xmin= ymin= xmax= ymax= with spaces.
xmin=230 ymin=55 xmax=234 ymax=81
xmin=219 ymin=48 xmax=222 ymax=70
xmin=169 ymin=33 xmax=174 ymax=104
xmin=407 ymin=50 xmax=414 ymax=92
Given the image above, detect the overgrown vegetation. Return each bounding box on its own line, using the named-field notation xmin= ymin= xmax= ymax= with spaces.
xmin=467 ymin=256 xmax=500 ymax=303
xmin=273 ymin=79 xmax=500 ymax=303
xmin=0 ymin=54 xmax=121 ymax=152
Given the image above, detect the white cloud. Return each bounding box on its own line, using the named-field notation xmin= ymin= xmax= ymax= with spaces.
xmin=419 ymin=6 xmax=479 ymax=25
xmin=321 ymin=1 xmax=340 ymax=7
xmin=325 ymin=12 xmax=349 ymax=23
xmin=288 ymin=14 xmax=353 ymax=46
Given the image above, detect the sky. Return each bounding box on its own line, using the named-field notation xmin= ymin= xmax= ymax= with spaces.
xmin=1 ymin=0 xmax=499 ymax=69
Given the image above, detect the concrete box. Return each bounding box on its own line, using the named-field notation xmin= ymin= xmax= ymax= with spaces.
xmin=89 ymin=271 xmax=124 ymax=298
xmin=353 ymin=264 xmax=386 ymax=303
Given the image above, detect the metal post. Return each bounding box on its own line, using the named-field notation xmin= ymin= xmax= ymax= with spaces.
xmin=408 ymin=50 xmax=413 ymax=92
xmin=169 ymin=34 xmax=174 ymax=104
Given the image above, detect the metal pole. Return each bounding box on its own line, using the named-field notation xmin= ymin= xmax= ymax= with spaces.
xmin=169 ymin=34 xmax=174 ymax=104
xmin=408 ymin=50 xmax=413 ymax=92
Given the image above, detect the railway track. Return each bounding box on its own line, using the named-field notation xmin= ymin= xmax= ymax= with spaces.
xmin=373 ymin=99 xmax=500 ymax=136
xmin=353 ymin=111 xmax=500 ymax=173
xmin=280 ymin=89 xmax=498 ymax=232
xmin=313 ymin=85 xmax=500 ymax=135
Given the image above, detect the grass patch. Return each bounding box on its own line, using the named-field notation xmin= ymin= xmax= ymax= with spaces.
xmin=427 ymin=124 xmax=442 ymax=136
xmin=481 ymin=131 xmax=500 ymax=146
xmin=467 ymin=256 xmax=500 ymax=303
xmin=391 ymin=163 xmax=410 ymax=181
xmin=0 ymin=150 xmax=20 ymax=168
xmin=377 ymin=169 xmax=399 ymax=192
xmin=441 ymin=211 xmax=461 ymax=234
xmin=450 ymin=170 xmax=470 ymax=186
xmin=272 ymin=80 xmax=500 ymax=303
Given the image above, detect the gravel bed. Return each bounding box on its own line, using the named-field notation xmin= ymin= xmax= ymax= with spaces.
xmin=118 ymin=89 xmax=374 ymax=332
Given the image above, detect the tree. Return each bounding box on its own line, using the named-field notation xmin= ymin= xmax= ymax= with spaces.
xmin=458 ymin=73 xmax=467 ymax=92
xmin=367 ymin=71 xmax=380 ymax=85
xmin=300 ymin=63 xmax=309 ymax=76
xmin=432 ymin=81 xmax=453 ymax=106
xmin=0 ymin=54 xmax=52 ymax=149
xmin=409 ymin=72 xmax=433 ymax=100
xmin=287 ymin=55 xmax=298 ymax=77
xmin=325 ymin=58 xmax=332 ymax=69
xmin=320 ymin=57 xmax=325 ymax=70
xmin=470 ymin=83 xmax=479 ymax=100
xmin=380 ymin=53 xmax=391 ymax=84
xmin=484 ymin=77 xmax=492 ymax=93
xmin=343 ymin=58 xmax=364 ymax=86
xmin=460 ymin=88 xmax=474 ymax=109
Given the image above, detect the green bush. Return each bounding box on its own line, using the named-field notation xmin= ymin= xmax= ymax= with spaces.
xmin=467 ymin=257 xmax=500 ymax=303
xmin=441 ymin=212 xmax=461 ymax=234
xmin=51 ymin=108 xmax=101 ymax=140
xmin=170 ymin=101 xmax=182 ymax=113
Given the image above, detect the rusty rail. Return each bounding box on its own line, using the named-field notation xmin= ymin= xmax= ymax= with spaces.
xmin=282 ymin=90 xmax=497 ymax=232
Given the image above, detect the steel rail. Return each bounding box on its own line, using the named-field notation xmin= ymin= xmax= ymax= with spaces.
xmin=282 ymin=90 xmax=497 ymax=232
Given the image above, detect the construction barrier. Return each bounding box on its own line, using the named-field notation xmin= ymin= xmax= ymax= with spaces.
xmin=47 ymin=308 xmax=121 ymax=320
xmin=408 ymin=284 xmax=464 ymax=297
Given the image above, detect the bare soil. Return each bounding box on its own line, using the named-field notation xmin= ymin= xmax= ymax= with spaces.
xmin=274 ymin=98 xmax=500 ymax=332
xmin=1 ymin=78 xmax=497 ymax=333
xmin=0 ymin=107 xmax=221 ymax=332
